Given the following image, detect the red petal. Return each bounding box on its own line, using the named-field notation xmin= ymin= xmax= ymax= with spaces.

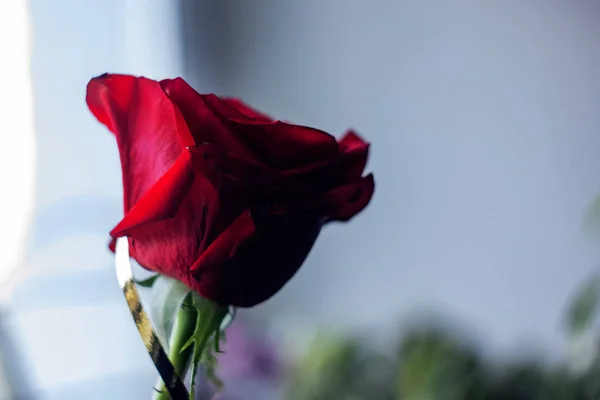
xmin=86 ymin=74 xmax=189 ymax=212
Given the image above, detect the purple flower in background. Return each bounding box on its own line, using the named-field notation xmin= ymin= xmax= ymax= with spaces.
xmin=203 ymin=319 xmax=282 ymax=400
xmin=217 ymin=320 xmax=281 ymax=381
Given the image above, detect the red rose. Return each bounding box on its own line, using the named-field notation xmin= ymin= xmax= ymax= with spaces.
xmin=86 ymin=74 xmax=374 ymax=307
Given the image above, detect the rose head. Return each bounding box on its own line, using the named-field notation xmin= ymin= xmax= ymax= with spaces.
xmin=87 ymin=74 xmax=374 ymax=307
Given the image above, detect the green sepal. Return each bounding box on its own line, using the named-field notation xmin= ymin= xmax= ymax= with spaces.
xmin=181 ymin=292 xmax=228 ymax=398
xmin=134 ymin=274 xmax=160 ymax=288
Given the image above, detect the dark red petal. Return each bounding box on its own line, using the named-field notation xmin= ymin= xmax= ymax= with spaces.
xmin=204 ymin=93 xmax=339 ymax=170
xmin=194 ymin=144 xmax=318 ymax=202
xmin=191 ymin=142 xmax=373 ymax=223
xmin=108 ymin=237 xmax=116 ymax=252
xmin=326 ymin=174 xmax=375 ymax=222
xmin=190 ymin=209 xmax=256 ymax=277
xmin=86 ymin=74 xmax=188 ymax=212
xmin=191 ymin=212 xmax=323 ymax=307
xmin=159 ymin=78 xmax=256 ymax=160
xmin=283 ymin=130 xmax=370 ymax=188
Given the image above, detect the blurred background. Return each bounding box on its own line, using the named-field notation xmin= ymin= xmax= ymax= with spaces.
xmin=1 ymin=0 xmax=600 ymax=399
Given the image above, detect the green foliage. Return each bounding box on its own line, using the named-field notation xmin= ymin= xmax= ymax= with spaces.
xmin=286 ymin=333 xmax=395 ymax=400
xmin=286 ymin=274 xmax=600 ymax=400
xmin=396 ymin=330 xmax=484 ymax=400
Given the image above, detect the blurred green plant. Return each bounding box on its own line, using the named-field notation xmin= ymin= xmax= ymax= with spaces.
xmin=396 ymin=330 xmax=485 ymax=400
xmin=285 ymin=273 xmax=600 ymax=400
xmin=286 ymin=333 xmax=395 ymax=400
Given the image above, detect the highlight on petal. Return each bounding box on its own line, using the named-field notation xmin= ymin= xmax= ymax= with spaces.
xmin=109 ymin=150 xmax=196 ymax=238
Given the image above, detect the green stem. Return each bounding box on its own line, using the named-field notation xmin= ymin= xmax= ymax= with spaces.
xmin=153 ymin=293 xmax=196 ymax=400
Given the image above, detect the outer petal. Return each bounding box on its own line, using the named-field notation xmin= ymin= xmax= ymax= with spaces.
xmin=161 ymin=77 xmax=339 ymax=170
xmin=86 ymin=74 xmax=188 ymax=212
